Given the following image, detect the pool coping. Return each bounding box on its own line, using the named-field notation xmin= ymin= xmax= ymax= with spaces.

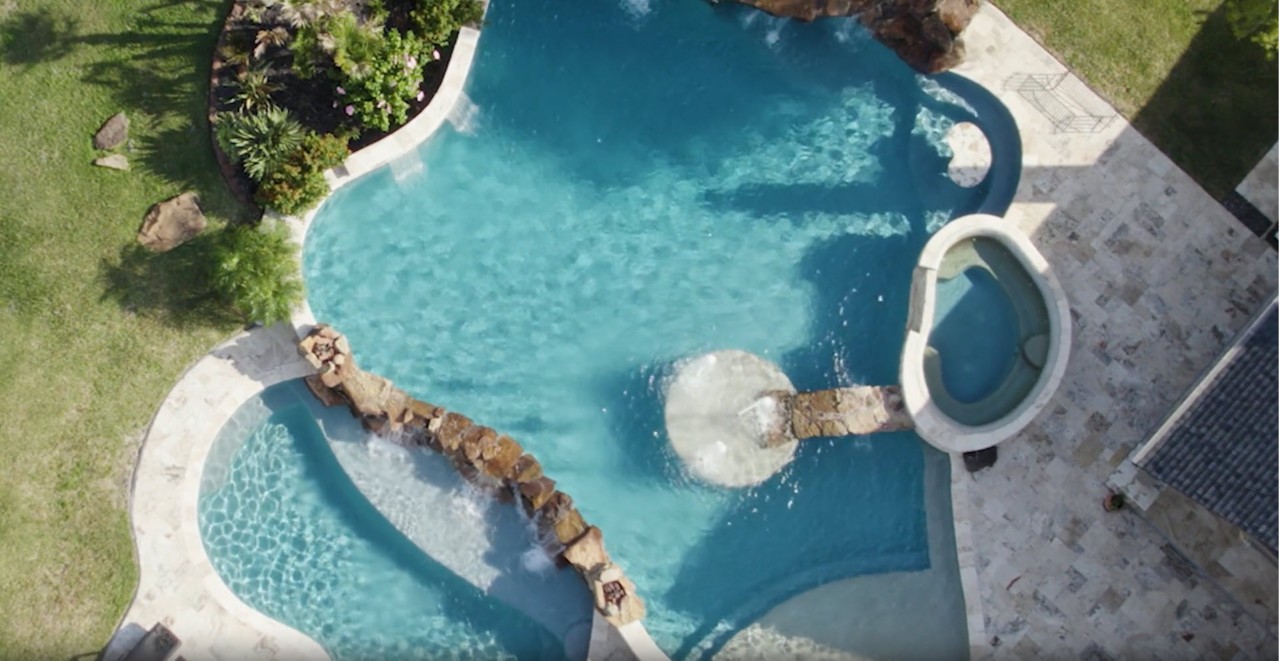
xmin=110 ymin=323 xmax=327 ymax=661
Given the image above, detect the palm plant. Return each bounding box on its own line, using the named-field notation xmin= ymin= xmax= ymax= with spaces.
xmin=210 ymin=222 xmax=303 ymax=325
xmin=215 ymin=106 xmax=305 ymax=181
xmin=253 ymin=26 xmax=292 ymax=59
xmin=232 ymin=65 xmax=283 ymax=111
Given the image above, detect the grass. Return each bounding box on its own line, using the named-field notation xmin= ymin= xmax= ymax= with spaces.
xmin=0 ymin=0 xmax=247 ymax=657
xmin=994 ymin=0 xmax=1279 ymax=199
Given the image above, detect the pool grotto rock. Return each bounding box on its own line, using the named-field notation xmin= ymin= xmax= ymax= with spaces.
xmin=726 ymin=0 xmax=981 ymax=74
xmin=297 ymin=323 xmax=647 ymax=627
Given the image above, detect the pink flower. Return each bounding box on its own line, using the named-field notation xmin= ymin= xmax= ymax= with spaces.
xmin=416 ymin=90 xmax=425 ymax=102
xmin=433 ymin=49 xmax=441 ymax=60
xmin=336 ymin=86 xmax=346 ymax=95
xmin=405 ymin=55 xmax=418 ymax=69
xmin=344 ymin=104 xmax=355 ymax=116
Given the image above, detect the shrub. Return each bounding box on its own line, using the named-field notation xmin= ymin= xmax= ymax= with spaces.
xmin=230 ymin=65 xmax=282 ymax=111
xmin=291 ymin=11 xmax=383 ymax=79
xmin=255 ymin=132 xmax=349 ymax=215
xmin=215 ymin=106 xmax=305 ymax=181
xmin=410 ymin=0 xmax=484 ymax=46
xmin=1225 ymin=0 xmax=1278 ymax=60
xmin=210 ymin=222 xmax=303 ymax=325
xmin=340 ymin=29 xmax=430 ymax=131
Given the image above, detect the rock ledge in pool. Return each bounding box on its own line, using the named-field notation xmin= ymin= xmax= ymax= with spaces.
xmin=725 ymin=0 xmax=982 ymax=74
xmin=297 ymin=323 xmax=648 ymax=627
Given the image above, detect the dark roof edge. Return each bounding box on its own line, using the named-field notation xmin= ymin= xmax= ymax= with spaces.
xmin=1132 ymin=292 xmax=1279 ymax=468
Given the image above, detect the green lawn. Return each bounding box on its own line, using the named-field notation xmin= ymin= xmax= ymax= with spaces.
xmin=995 ymin=0 xmax=1279 ymax=199
xmin=0 ymin=0 xmax=244 ymax=657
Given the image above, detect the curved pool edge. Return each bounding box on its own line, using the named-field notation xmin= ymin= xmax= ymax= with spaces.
xmin=900 ymin=213 xmax=1072 ymax=453
xmin=111 ymin=323 xmax=328 ymax=661
xmin=284 ymin=25 xmax=483 ymax=336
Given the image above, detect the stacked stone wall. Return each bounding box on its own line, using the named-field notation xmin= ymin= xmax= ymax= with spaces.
xmin=298 ymin=324 xmax=645 ymax=626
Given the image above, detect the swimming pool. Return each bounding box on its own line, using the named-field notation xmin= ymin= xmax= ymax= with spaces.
xmin=282 ymin=0 xmax=1017 ymax=657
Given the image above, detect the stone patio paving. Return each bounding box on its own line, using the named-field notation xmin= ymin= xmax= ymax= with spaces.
xmin=952 ymin=5 xmax=1277 ymax=659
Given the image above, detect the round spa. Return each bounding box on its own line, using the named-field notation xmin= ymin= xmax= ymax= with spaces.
xmin=900 ymin=214 xmax=1071 ymax=454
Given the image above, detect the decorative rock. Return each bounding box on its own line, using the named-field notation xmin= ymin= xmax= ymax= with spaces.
xmin=787 ymin=385 xmax=913 ymax=439
xmin=563 ymin=526 xmax=608 ymax=574
xmin=93 ymin=154 xmax=129 ymax=171
xmin=552 ymin=508 xmax=589 ymax=547
xmin=481 ymin=435 xmax=523 ymax=479
xmin=508 ymin=454 xmax=543 ymax=484
xmin=338 ymin=369 xmax=395 ymax=417
xmin=136 ymin=192 xmax=206 ymax=252
xmin=436 ymin=413 xmax=473 ymax=452
xmin=729 ymin=0 xmax=980 ymax=73
xmin=93 ymin=112 xmax=129 ymax=150
xmin=588 ymin=562 xmax=646 ymax=626
xmin=518 ymin=476 xmax=557 ymax=514
xmin=538 ymin=491 xmax=575 ymax=522
xmin=303 ymin=374 xmax=345 ymax=408
xmin=291 ymin=324 xmax=651 ymax=625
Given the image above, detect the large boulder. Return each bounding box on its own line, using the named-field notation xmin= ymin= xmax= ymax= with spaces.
xmin=93 ymin=112 xmax=129 ymax=150
xmin=730 ymin=0 xmax=981 ymax=73
xmin=137 ymin=192 xmax=206 ymax=252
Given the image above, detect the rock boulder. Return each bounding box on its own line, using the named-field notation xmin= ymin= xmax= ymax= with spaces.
xmin=93 ymin=112 xmax=129 ymax=150
xmin=137 ymin=192 xmax=206 ymax=252
xmin=730 ymin=0 xmax=981 ymax=73
xmin=93 ymin=154 xmax=129 ymax=171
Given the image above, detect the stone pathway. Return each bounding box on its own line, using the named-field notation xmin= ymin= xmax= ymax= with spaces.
xmin=952 ymin=5 xmax=1277 ymax=659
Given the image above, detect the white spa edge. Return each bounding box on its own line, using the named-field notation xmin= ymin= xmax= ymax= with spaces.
xmin=899 ymin=213 xmax=1073 ymax=455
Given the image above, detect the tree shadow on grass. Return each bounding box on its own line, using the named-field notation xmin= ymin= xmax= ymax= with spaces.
xmin=0 ymin=7 xmax=78 ymax=66
xmin=0 ymin=2 xmax=251 ymax=223
xmin=98 ymin=233 xmax=239 ymax=331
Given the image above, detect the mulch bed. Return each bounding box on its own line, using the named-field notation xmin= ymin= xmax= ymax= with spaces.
xmin=207 ymin=0 xmax=463 ymax=213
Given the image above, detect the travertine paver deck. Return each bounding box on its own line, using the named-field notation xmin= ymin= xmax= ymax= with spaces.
xmin=106 ymin=323 xmax=324 ymax=661
xmin=952 ymin=5 xmax=1278 ymax=659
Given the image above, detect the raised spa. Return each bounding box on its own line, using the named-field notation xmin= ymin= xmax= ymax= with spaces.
xmin=900 ymin=214 xmax=1071 ymax=454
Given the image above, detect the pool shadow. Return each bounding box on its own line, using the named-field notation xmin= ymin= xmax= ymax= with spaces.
xmin=590 ymin=362 xmax=685 ymax=484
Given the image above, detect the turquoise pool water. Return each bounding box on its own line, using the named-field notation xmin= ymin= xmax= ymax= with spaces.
xmin=199 ymin=381 xmax=570 ymax=660
xmin=296 ymin=1 xmax=1014 ymax=658
xmin=931 ymin=267 xmax=1020 ymax=403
